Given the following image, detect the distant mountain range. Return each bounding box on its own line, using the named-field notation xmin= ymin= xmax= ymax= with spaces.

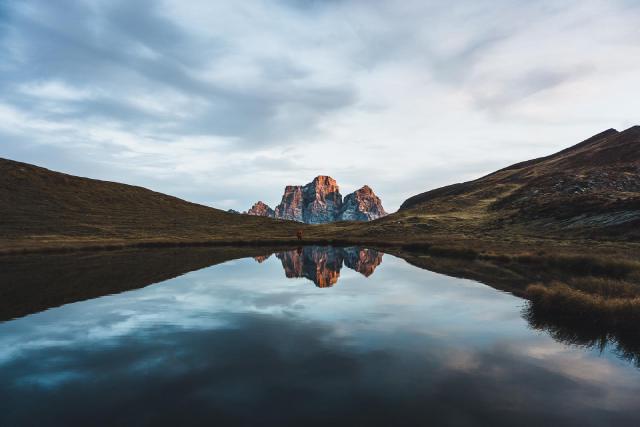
xmin=244 ymin=176 xmax=387 ymax=224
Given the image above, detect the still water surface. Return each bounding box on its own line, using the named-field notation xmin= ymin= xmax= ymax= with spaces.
xmin=1 ymin=246 xmax=639 ymax=426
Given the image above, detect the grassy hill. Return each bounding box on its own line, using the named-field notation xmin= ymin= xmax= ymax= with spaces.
xmin=332 ymin=126 xmax=640 ymax=245
xmin=0 ymin=158 xmax=308 ymax=252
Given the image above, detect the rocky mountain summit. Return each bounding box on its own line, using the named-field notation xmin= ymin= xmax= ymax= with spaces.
xmin=246 ymin=201 xmax=275 ymax=217
xmin=246 ymin=176 xmax=387 ymax=224
xmin=341 ymin=185 xmax=387 ymax=221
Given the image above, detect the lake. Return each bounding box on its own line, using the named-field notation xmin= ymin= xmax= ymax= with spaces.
xmin=1 ymin=246 xmax=639 ymax=426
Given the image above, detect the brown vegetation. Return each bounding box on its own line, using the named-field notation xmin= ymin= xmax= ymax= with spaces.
xmin=524 ymin=278 xmax=640 ymax=364
xmin=525 ymin=279 xmax=640 ymax=329
xmin=0 ymin=157 xmax=311 ymax=253
xmin=361 ymin=126 xmax=640 ymax=244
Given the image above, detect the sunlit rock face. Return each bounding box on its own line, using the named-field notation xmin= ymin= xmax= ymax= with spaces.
xmin=339 ymin=185 xmax=387 ymax=221
xmin=274 ymin=176 xmax=342 ymax=224
xmin=274 ymin=246 xmax=384 ymax=287
xmin=246 ymin=201 xmax=275 ymax=218
xmin=274 ymin=185 xmax=304 ymax=221
xmin=302 ymin=176 xmax=343 ymax=223
xmin=342 ymin=247 xmax=384 ymax=277
xmin=251 ymin=176 xmax=387 ymax=224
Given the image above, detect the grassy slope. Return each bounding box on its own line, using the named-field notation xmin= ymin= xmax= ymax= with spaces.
xmin=316 ymin=126 xmax=640 ymax=256
xmin=0 ymin=157 xmax=311 ymax=252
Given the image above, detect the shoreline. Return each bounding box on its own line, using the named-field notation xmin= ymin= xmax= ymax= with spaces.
xmin=3 ymin=235 xmax=639 ymax=272
xmin=2 ymin=236 xmax=639 ymax=352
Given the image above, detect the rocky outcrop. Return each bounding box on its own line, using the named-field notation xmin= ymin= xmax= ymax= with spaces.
xmin=249 ymin=176 xmax=387 ymax=224
xmin=339 ymin=185 xmax=387 ymax=221
xmin=301 ymin=176 xmax=343 ymax=223
xmin=274 ymin=185 xmax=304 ymax=221
xmin=274 ymin=176 xmax=343 ymax=223
xmin=246 ymin=201 xmax=275 ymax=218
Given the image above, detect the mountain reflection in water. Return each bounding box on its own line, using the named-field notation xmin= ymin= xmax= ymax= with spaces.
xmin=2 ymin=246 xmax=640 ymax=426
xmin=263 ymin=246 xmax=383 ymax=287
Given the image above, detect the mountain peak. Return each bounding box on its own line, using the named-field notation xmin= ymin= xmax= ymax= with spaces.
xmin=620 ymin=125 xmax=640 ymax=136
xmin=340 ymin=185 xmax=387 ymax=221
xmin=600 ymin=127 xmax=619 ymax=135
xmin=302 ymin=176 xmax=342 ymax=222
xmin=308 ymin=176 xmax=340 ymax=196
xmin=312 ymin=175 xmax=337 ymax=184
xmin=247 ymin=201 xmax=275 ymax=218
xmin=247 ymin=177 xmax=387 ymax=223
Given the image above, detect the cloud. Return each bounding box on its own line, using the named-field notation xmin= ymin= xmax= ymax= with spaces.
xmin=1 ymin=0 xmax=639 ymax=211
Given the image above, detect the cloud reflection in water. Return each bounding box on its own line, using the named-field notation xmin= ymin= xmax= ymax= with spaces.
xmin=0 ymin=249 xmax=639 ymax=426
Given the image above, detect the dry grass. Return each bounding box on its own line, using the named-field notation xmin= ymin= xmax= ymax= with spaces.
xmin=568 ymin=276 xmax=640 ymax=298
xmin=0 ymin=157 xmax=313 ymax=253
xmin=395 ymin=242 xmax=640 ymax=281
xmin=508 ymin=254 xmax=639 ymax=278
xmin=524 ymin=277 xmax=640 ymax=365
xmin=525 ymin=280 xmax=640 ymax=328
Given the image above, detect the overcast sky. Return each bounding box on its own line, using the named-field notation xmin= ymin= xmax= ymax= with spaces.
xmin=1 ymin=0 xmax=639 ymax=211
